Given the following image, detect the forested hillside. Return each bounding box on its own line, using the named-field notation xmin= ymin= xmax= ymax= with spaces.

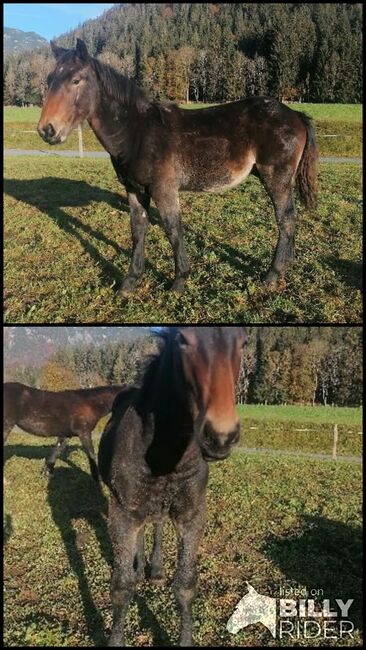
xmin=4 ymin=327 xmax=363 ymax=407
xmin=4 ymin=3 xmax=362 ymax=106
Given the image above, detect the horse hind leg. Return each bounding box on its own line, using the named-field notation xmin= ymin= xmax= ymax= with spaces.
xmin=43 ymin=436 xmax=68 ymax=478
xmin=78 ymin=429 xmax=99 ymax=482
xmin=256 ymin=163 xmax=296 ymax=287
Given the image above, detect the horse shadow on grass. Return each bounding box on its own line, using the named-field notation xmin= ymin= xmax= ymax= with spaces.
xmin=184 ymin=221 xmax=265 ymax=285
xmin=322 ymin=256 xmax=363 ymax=292
xmin=47 ymin=463 xmax=111 ymax=646
xmin=4 ymin=177 xmax=167 ymax=290
xmin=262 ymin=514 xmax=362 ymax=632
xmin=4 ymin=176 xmax=265 ymax=293
xmin=47 ymin=463 xmax=172 ymax=646
xmin=4 ymin=442 xmax=80 ymax=468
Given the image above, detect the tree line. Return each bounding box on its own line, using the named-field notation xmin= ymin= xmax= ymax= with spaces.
xmin=4 ymin=327 xmax=362 ymax=407
xmin=4 ymin=3 xmax=362 ymax=106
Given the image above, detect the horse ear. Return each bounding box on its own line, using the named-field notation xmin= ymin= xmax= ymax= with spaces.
xmin=246 ymin=581 xmax=256 ymax=594
xmin=76 ymin=38 xmax=89 ymax=62
xmin=50 ymin=40 xmax=67 ymax=60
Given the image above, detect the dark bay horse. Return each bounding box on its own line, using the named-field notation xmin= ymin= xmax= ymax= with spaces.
xmin=3 ymin=382 xmax=125 ymax=480
xmin=98 ymin=326 xmax=247 ymax=646
xmin=38 ymin=39 xmax=318 ymax=297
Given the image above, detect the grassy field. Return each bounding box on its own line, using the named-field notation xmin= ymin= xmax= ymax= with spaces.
xmin=3 ymin=103 xmax=362 ymax=157
xmin=4 ymin=428 xmax=362 ymax=647
xmin=238 ymin=404 xmax=362 ymax=426
xmin=4 ymin=156 xmax=362 ymax=323
xmin=238 ymin=405 xmax=362 ymax=456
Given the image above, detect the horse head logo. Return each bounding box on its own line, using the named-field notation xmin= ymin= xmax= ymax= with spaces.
xmin=227 ymin=582 xmax=277 ymax=638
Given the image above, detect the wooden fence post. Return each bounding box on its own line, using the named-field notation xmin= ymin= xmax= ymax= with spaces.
xmin=332 ymin=424 xmax=338 ymax=460
xmin=78 ymin=124 xmax=83 ymax=158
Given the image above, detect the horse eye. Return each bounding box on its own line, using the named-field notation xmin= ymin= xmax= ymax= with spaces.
xmin=176 ymin=331 xmax=189 ymax=348
xmin=72 ymin=79 xmax=80 ymax=85
xmin=239 ymin=337 xmax=247 ymax=350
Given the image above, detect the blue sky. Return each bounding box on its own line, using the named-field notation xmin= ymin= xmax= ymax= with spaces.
xmin=4 ymin=3 xmax=115 ymax=41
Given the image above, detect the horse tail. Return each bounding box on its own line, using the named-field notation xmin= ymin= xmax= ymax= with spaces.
xmin=296 ymin=112 xmax=318 ymax=210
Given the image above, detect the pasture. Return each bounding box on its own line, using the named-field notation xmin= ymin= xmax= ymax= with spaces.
xmin=4 ymin=418 xmax=362 ymax=646
xmin=4 ymin=153 xmax=362 ymax=323
xmin=238 ymin=404 xmax=362 ymax=457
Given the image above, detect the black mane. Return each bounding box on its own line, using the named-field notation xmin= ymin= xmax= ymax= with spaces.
xmin=90 ymin=56 xmax=151 ymax=113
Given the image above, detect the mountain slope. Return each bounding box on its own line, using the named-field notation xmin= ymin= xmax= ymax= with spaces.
xmin=4 ymin=27 xmax=48 ymax=55
xmin=4 ymin=326 xmax=151 ymax=367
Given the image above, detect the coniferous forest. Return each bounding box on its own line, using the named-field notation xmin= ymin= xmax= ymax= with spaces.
xmin=3 ymin=3 xmax=362 ymax=106
xmin=4 ymin=327 xmax=363 ymax=407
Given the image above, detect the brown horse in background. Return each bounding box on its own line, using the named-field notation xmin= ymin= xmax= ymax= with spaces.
xmin=38 ymin=39 xmax=318 ymax=297
xmin=3 ymin=382 xmax=125 ymax=480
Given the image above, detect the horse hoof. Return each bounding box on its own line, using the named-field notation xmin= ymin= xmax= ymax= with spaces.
xmin=263 ymin=271 xmax=279 ymax=287
xmin=42 ymin=465 xmax=53 ymax=478
xmin=171 ymin=278 xmax=185 ymax=293
xmin=150 ymin=571 xmax=164 ymax=585
xmin=136 ymin=570 xmax=145 ymax=583
xmin=119 ymin=277 xmax=137 ymax=298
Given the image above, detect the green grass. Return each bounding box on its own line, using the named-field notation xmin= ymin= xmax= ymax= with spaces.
xmin=238 ymin=405 xmax=362 ymax=457
xmin=238 ymin=404 xmax=362 ymax=426
xmin=4 ymin=106 xmax=42 ymax=123
xmin=4 ymin=157 xmax=362 ymax=323
xmin=286 ymin=103 xmax=362 ymax=123
xmin=3 ymin=103 xmax=362 ymax=157
xmin=4 ymin=430 xmax=362 ymax=646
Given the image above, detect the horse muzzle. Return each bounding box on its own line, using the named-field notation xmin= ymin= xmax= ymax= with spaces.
xmin=37 ymin=122 xmax=64 ymax=145
xmin=199 ymin=419 xmax=240 ymax=462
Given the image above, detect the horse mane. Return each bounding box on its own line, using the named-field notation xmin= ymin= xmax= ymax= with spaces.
xmin=135 ymin=327 xmax=184 ymax=416
xmin=90 ymin=56 xmax=151 ymax=113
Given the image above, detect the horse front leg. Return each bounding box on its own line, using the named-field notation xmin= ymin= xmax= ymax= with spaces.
xmin=108 ymin=497 xmax=141 ymax=647
xmin=135 ymin=527 xmax=145 ymax=582
xmin=173 ymin=500 xmax=206 ymax=646
xmin=120 ymin=190 xmax=150 ymax=297
xmin=150 ymin=522 xmax=164 ymax=583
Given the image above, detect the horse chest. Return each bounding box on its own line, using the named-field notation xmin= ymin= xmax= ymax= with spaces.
xmin=122 ymin=472 xmax=199 ymax=523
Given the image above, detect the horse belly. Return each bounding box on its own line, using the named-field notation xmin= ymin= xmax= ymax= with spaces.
xmin=207 ymin=154 xmax=256 ymax=192
xmin=181 ymin=147 xmax=256 ymax=193
xmin=16 ymin=414 xmax=64 ymax=437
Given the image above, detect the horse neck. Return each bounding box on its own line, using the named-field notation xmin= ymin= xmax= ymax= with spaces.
xmin=139 ymin=345 xmax=193 ymax=440
xmin=86 ymin=386 xmax=120 ymax=416
xmin=87 ymin=88 xmax=139 ymax=161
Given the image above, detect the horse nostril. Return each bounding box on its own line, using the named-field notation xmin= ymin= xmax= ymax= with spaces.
xmin=45 ymin=123 xmax=55 ymax=138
